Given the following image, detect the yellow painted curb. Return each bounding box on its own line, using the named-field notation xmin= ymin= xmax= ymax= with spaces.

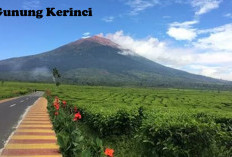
xmin=11 ymin=135 xmax=56 ymax=140
xmin=1 ymin=97 xmax=61 ymax=157
xmin=5 ymin=144 xmax=59 ymax=149
xmin=16 ymin=129 xmax=54 ymax=133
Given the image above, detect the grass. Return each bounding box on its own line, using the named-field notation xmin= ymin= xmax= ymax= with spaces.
xmin=0 ymin=82 xmax=33 ymax=100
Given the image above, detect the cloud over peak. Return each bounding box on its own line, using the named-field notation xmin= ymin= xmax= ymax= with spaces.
xmin=104 ymin=30 xmax=232 ymax=81
xmin=82 ymin=32 xmax=91 ymax=39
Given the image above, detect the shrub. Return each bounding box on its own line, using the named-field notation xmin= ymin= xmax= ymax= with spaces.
xmin=139 ymin=110 xmax=232 ymax=157
xmin=47 ymin=96 xmax=105 ymax=157
xmin=79 ymin=107 xmax=143 ymax=137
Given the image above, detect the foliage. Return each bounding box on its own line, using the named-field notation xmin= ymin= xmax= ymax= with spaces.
xmin=47 ymin=84 xmax=232 ymax=156
xmin=138 ymin=109 xmax=232 ymax=156
xmin=80 ymin=107 xmax=142 ymax=137
xmin=52 ymin=67 xmax=61 ymax=86
xmin=47 ymin=96 xmax=105 ymax=157
xmin=0 ymin=82 xmax=34 ymax=100
xmin=0 ymin=82 xmax=232 ymax=156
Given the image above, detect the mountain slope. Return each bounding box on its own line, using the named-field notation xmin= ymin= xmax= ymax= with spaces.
xmin=0 ymin=36 xmax=231 ymax=88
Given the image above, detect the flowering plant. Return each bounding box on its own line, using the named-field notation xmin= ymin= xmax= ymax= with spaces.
xmin=104 ymin=148 xmax=114 ymax=157
xmin=73 ymin=112 xmax=82 ymax=121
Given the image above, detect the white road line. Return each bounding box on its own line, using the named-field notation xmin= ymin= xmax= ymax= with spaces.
xmin=2 ymin=98 xmax=37 ymax=154
xmin=20 ymin=100 xmax=24 ymax=103
xmin=9 ymin=104 xmax=16 ymax=107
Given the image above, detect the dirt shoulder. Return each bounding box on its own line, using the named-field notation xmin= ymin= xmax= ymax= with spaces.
xmin=0 ymin=97 xmax=18 ymax=104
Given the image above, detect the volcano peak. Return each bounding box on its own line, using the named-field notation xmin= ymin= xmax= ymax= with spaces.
xmin=70 ymin=35 xmax=119 ymax=48
xmin=85 ymin=35 xmax=119 ymax=48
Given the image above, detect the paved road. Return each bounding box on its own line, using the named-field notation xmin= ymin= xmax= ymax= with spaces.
xmin=0 ymin=91 xmax=44 ymax=150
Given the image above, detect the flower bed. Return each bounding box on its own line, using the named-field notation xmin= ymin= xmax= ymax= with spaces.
xmin=47 ymin=96 xmax=115 ymax=157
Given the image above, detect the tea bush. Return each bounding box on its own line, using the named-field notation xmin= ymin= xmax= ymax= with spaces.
xmin=139 ymin=109 xmax=232 ymax=156
xmin=79 ymin=107 xmax=143 ymax=137
xmin=1 ymin=82 xmax=231 ymax=156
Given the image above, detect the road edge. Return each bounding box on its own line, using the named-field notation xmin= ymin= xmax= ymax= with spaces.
xmin=0 ymin=97 xmax=18 ymax=104
xmin=0 ymin=97 xmax=41 ymax=156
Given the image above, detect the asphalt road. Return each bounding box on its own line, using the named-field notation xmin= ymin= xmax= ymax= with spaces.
xmin=0 ymin=91 xmax=44 ymax=150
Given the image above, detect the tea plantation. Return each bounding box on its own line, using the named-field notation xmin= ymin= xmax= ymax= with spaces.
xmin=0 ymin=82 xmax=232 ymax=156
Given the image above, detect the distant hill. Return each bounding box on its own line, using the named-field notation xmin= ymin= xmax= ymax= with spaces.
xmin=0 ymin=36 xmax=231 ymax=89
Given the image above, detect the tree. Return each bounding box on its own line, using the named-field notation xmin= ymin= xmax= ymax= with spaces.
xmin=52 ymin=68 xmax=61 ymax=86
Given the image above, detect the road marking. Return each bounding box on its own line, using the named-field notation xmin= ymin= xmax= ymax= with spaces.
xmin=9 ymin=104 xmax=16 ymax=107
xmin=20 ymin=100 xmax=24 ymax=103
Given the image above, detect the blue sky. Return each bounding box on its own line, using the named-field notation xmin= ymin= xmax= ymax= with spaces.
xmin=0 ymin=0 xmax=232 ymax=80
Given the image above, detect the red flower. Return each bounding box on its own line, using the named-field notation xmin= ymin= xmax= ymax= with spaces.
xmin=55 ymin=104 xmax=60 ymax=110
xmin=62 ymin=101 xmax=67 ymax=107
xmin=55 ymin=111 xmax=59 ymax=116
xmin=104 ymin=148 xmax=114 ymax=157
xmin=73 ymin=112 xmax=82 ymax=121
xmin=74 ymin=106 xmax=78 ymax=113
xmin=54 ymin=102 xmax=60 ymax=110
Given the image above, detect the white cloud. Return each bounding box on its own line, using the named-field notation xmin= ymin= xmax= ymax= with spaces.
xmin=224 ymin=13 xmax=232 ymax=18
xmin=102 ymin=16 xmax=115 ymax=23
xmin=22 ymin=0 xmax=40 ymax=9
xmin=82 ymin=32 xmax=91 ymax=39
xmin=126 ymin=0 xmax=159 ymax=15
xmin=189 ymin=65 xmax=221 ymax=77
xmin=191 ymin=0 xmax=222 ymax=15
xmin=170 ymin=20 xmax=199 ymax=27
xmin=104 ymin=30 xmax=232 ymax=81
xmin=167 ymin=20 xmax=198 ymax=41
xmin=167 ymin=27 xmax=197 ymax=41
xmin=194 ymin=24 xmax=232 ymax=51
xmin=188 ymin=65 xmax=232 ymax=80
xmin=197 ymin=52 xmax=232 ymax=64
xmin=105 ymin=30 xmax=196 ymax=66
xmin=120 ymin=0 xmax=222 ymax=17
xmin=83 ymin=32 xmax=90 ymax=36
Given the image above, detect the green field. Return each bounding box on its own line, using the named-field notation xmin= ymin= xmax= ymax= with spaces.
xmin=0 ymin=82 xmax=32 ymax=100
xmin=1 ymin=82 xmax=232 ymax=156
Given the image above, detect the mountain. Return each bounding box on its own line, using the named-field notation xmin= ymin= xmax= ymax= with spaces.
xmin=0 ymin=36 xmax=231 ymax=89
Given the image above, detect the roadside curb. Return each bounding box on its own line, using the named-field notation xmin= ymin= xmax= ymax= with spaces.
xmin=0 ymin=97 xmax=61 ymax=157
xmin=0 ymin=98 xmax=35 ymax=155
